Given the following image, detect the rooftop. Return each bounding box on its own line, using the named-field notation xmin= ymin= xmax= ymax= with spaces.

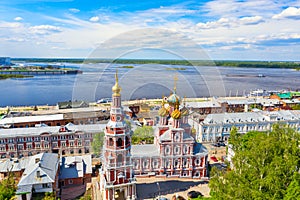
xmin=0 ymin=124 xmax=106 ymax=138
xmin=131 ymin=144 xmax=160 ymax=157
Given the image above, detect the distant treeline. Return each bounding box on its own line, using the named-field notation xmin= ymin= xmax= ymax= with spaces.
xmin=0 ymin=74 xmax=33 ymax=79
xmin=11 ymin=58 xmax=300 ymax=69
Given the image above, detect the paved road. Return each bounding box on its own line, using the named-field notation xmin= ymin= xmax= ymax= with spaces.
xmin=136 ymin=178 xmax=209 ymax=200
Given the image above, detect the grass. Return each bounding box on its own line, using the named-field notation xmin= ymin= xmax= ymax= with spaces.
xmin=0 ymin=74 xmax=33 ymax=79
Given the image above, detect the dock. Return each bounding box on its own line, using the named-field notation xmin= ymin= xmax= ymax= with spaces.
xmin=0 ymin=69 xmax=82 ymax=75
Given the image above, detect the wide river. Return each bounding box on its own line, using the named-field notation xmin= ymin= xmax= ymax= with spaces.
xmin=1 ymin=63 xmax=299 ymax=106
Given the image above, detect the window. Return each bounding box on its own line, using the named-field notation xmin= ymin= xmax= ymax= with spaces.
xmin=62 ymin=142 xmax=66 ymax=147
xmin=183 ymin=159 xmax=188 ymax=167
xmin=78 ymin=141 xmax=82 ymax=146
xmin=165 ymin=160 xmax=170 ymax=168
xmin=70 ymin=142 xmax=74 ymax=147
xmin=143 ymin=160 xmax=149 ymax=168
xmin=165 ymin=146 xmax=170 ymax=155
xmin=117 ymin=154 xmax=123 ymax=166
xmin=42 ymin=183 xmax=49 ymax=188
xmin=117 ymin=138 xmax=123 ymax=147
xmin=109 ymin=138 xmax=113 ymax=146
xmin=174 ymin=146 xmax=180 ymax=155
xmin=27 ymin=144 xmax=32 ymax=150
xmin=174 ymin=160 xmax=178 ymax=167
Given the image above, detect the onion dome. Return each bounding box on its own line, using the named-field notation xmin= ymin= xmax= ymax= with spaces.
xmin=171 ymin=109 xmax=181 ymax=119
xmin=171 ymin=94 xmax=181 ymax=119
xmin=167 ymin=93 xmax=181 ymax=105
xmin=158 ymin=106 xmax=168 ymax=117
xmin=112 ymin=70 xmax=121 ymax=96
xmin=180 ymin=106 xmax=189 ymax=116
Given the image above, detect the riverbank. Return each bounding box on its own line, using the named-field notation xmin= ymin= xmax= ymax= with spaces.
xmin=0 ymin=74 xmax=33 ymax=79
xmin=11 ymin=58 xmax=300 ymax=69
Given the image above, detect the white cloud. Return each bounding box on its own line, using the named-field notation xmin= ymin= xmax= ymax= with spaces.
xmin=197 ymin=18 xmax=232 ymax=29
xmin=69 ymin=8 xmax=80 ymax=13
xmin=196 ymin=16 xmax=264 ymax=29
xmin=28 ymin=25 xmax=62 ymax=34
xmin=14 ymin=17 xmax=23 ymax=21
xmin=89 ymin=16 xmax=100 ymax=22
xmin=202 ymin=0 xmax=283 ymax=18
xmin=272 ymin=7 xmax=300 ymax=20
xmin=239 ymin=16 xmax=264 ymax=25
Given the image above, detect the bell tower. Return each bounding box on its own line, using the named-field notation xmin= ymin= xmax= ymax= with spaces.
xmin=100 ymin=70 xmax=136 ymax=200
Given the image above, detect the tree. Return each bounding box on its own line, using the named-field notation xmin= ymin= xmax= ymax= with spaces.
xmin=132 ymin=126 xmax=154 ymax=144
xmin=284 ymin=172 xmax=300 ymax=200
xmin=209 ymin=124 xmax=300 ymax=200
xmin=91 ymin=132 xmax=105 ymax=156
xmin=0 ymin=173 xmax=16 ymax=200
xmin=42 ymin=192 xmax=56 ymax=200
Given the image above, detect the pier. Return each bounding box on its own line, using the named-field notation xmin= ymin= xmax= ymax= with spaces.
xmin=0 ymin=69 xmax=82 ymax=75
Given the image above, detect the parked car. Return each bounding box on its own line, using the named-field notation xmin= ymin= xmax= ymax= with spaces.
xmin=219 ymin=142 xmax=226 ymax=147
xmin=187 ymin=191 xmax=203 ymax=198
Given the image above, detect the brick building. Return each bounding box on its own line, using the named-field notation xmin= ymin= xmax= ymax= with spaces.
xmin=0 ymin=124 xmax=106 ymax=159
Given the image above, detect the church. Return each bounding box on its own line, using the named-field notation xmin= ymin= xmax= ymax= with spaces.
xmin=131 ymin=78 xmax=208 ymax=179
xmin=99 ymin=71 xmax=208 ymax=200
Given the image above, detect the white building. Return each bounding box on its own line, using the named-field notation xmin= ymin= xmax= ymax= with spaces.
xmin=16 ymin=153 xmax=59 ymax=200
xmin=192 ymin=110 xmax=300 ymax=143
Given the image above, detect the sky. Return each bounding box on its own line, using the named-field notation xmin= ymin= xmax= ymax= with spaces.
xmin=0 ymin=0 xmax=300 ymax=60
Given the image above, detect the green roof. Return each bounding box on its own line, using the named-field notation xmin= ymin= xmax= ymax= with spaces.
xmin=277 ymin=93 xmax=291 ymax=99
xmin=277 ymin=91 xmax=300 ymax=99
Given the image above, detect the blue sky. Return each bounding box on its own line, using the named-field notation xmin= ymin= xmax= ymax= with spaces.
xmin=0 ymin=0 xmax=300 ymax=60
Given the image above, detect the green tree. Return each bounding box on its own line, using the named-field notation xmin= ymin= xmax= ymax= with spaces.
xmin=42 ymin=192 xmax=56 ymax=200
xmin=284 ymin=172 xmax=300 ymax=200
xmin=0 ymin=173 xmax=16 ymax=200
xmin=209 ymin=124 xmax=300 ymax=200
xmin=92 ymin=132 xmax=105 ymax=156
xmin=132 ymin=126 xmax=154 ymax=144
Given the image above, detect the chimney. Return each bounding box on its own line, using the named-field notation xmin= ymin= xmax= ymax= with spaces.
xmin=36 ymin=170 xmax=40 ymax=178
xmin=35 ymin=158 xmax=40 ymax=163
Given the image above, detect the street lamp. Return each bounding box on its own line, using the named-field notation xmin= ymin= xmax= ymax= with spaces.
xmin=156 ymin=182 xmax=161 ymax=199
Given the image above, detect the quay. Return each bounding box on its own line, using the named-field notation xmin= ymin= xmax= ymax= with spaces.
xmin=0 ymin=69 xmax=82 ymax=75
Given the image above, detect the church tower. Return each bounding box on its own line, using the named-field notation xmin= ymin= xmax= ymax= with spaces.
xmin=100 ymin=70 xmax=136 ymax=200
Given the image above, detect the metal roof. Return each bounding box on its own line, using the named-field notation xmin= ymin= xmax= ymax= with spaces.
xmin=186 ymin=101 xmax=221 ymax=108
xmin=131 ymin=144 xmax=160 ymax=157
xmin=0 ymin=124 xmax=106 ymax=138
xmin=202 ymin=110 xmax=300 ymax=125
xmin=59 ymin=155 xmax=92 ymax=179
xmin=18 ymin=153 xmax=59 ymax=187
xmin=0 ymin=114 xmax=64 ymax=125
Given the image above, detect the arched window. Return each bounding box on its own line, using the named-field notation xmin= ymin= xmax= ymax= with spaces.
xmin=125 ymin=136 xmax=130 ymax=145
xmin=117 ymin=154 xmax=123 ymax=165
xmin=117 ymin=138 xmax=123 ymax=147
xmin=109 ymin=138 xmax=113 ymax=146
xmin=78 ymin=149 xmax=82 ymax=154
xmin=165 ymin=146 xmax=170 ymax=155
xmin=174 ymin=160 xmax=178 ymax=167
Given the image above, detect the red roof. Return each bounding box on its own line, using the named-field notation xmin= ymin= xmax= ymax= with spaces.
xmin=210 ymin=156 xmax=218 ymax=162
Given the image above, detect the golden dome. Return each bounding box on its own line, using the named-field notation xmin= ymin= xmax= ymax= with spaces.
xmin=171 ymin=109 xmax=181 ymax=119
xmin=180 ymin=106 xmax=189 ymax=116
xmin=112 ymin=70 xmax=121 ymax=96
xmin=158 ymin=107 xmax=168 ymax=117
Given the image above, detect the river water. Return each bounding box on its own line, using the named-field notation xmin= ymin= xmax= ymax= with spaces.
xmin=1 ymin=63 xmax=299 ymax=106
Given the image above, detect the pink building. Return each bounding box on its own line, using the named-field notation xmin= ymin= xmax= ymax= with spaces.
xmin=131 ymin=88 xmax=208 ymax=179
xmin=99 ymin=71 xmax=136 ymax=200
